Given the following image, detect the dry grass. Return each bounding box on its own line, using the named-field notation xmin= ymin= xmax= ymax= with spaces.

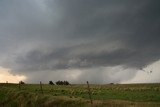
xmin=0 ymin=83 xmax=160 ymax=107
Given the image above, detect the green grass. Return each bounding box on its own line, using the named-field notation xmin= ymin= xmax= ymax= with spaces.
xmin=0 ymin=83 xmax=160 ymax=107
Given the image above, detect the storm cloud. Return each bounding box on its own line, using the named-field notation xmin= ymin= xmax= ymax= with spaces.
xmin=0 ymin=0 xmax=160 ymax=83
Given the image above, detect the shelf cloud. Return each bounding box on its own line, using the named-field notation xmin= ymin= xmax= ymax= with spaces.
xmin=0 ymin=0 xmax=160 ymax=83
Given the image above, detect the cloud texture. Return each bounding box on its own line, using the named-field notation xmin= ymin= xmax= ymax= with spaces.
xmin=0 ymin=0 xmax=160 ymax=83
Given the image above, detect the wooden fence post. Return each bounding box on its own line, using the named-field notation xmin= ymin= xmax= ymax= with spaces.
xmin=87 ymin=81 xmax=93 ymax=106
xmin=40 ymin=81 xmax=43 ymax=94
xmin=19 ymin=82 xmax=21 ymax=90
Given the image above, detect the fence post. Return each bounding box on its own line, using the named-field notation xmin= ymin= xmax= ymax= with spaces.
xmin=87 ymin=81 xmax=93 ymax=106
xmin=40 ymin=81 xmax=43 ymax=94
xmin=19 ymin=82 xmax=21 ymax=90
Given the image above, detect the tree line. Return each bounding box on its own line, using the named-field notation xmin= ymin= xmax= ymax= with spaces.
xmin=49 ymin=80 xmax=70 ymax=85
xmin=18 ymin=80 xmax=70 ymax=85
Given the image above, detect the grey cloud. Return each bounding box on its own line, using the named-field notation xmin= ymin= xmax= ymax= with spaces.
xmin=25 ymin=66 xmax=137 ymax=84
xmin=4 ymin=40 xmax=160 ymax=73
xmin=0 ymin=0 xmax=160 ymax=83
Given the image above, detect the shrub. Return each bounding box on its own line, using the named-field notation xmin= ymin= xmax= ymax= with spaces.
xmin=49 ymin=81 xmax=54 ymax=85
xmin=19 ymin=81 xmax=25 ymax=84
xmin=55 ymin=80 xmax=70 ymax=85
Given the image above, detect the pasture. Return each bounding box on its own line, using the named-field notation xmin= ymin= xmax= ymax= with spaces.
xmin=0 ymin=83 xmax=160 ymax=107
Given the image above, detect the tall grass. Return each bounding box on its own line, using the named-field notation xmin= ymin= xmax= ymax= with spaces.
xmin=0 ymin=83 xmax=160 ymax=107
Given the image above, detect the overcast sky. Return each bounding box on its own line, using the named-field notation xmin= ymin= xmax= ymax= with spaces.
xmin=0 ymin=0 xmax=160 ymax=83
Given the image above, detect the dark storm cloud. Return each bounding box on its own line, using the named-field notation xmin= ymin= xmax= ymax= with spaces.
xmin=0 ymin=0 xmax=160 ymax=83
xmin=49 ymin=0 xmax=160 ymax=69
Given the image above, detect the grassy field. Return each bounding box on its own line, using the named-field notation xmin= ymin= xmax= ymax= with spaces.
xmin=0 ymin=83 xmax=160 ymax=107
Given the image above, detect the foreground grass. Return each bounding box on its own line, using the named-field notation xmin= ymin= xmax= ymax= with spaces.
xmin=0 ymin=83 xmax=160 ymax=107
xmin=0 ymin=87 xmax=86 ymax=107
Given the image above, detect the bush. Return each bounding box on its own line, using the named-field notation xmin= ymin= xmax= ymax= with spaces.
xmin=49 ymin=81 xmax=54 ymax=85
xmin=55 ymin=80 xmax=70 ymax=85
xmin=19 ymin=81 xmax=25 ymax=84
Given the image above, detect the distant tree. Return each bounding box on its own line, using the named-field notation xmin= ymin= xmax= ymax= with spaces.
xmin=19 ymin=81 xmax=25 ymax=84
xmin=49 ymin=81 xmax=54 ymax=85
xmin=64 ymin=81 xmax=69 ymax=85
xmin=55 ymin=80 xmax=70 ymax=85
xmin=56 ymin=80 xmax=61 ymax=85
